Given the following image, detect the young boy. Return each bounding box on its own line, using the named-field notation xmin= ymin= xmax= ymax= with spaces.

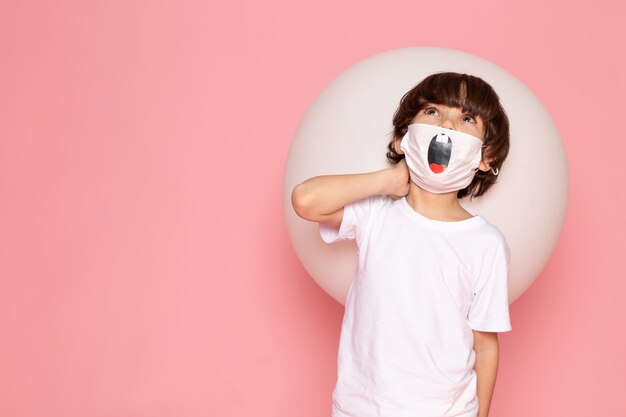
xmin=292 ymin=72 xmax=512 ymax=417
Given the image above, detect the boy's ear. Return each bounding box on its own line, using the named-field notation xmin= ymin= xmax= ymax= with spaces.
xmin=478 ymin=159 xmax=491 ymax=172
xmin=394 ymin=137 xmax=404 ymax=155
xmin=478 ymin=152 xmax=494 ymax=172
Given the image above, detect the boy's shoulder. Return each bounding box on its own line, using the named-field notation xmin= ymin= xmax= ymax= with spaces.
xmin=473 ymin=216 xmax=505 ymax=237
xmin=347 ymin=194 xmax=395 ymax=216
xmin=469 ymin=217 xmax=510 ymax=256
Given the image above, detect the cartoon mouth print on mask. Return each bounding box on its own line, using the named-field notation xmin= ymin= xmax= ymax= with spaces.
xmin=427 ymin=133 xmax=452 ymax=174
xmin=400 ymin=123 xmax=483 ymax=194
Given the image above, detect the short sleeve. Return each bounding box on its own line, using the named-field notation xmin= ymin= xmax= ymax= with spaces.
xmin=467 ymin=238 xmax=512 ymax=332
xmin=319 ymin=195 xmax=387 ymax=244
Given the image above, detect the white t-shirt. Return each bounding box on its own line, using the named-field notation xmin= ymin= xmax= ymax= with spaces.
xmin=320 ymin=195 xmax=512 ymax=417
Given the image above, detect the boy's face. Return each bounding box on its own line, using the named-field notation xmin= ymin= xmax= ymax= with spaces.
xmin=395 ymin=103 xmax=493 ymax=172
xmin=410 ymin=103 xmax=485 ymax=140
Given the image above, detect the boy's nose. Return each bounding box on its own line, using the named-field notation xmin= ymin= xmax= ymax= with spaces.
xmin=440 ymin=118 xmax=455 ymax=130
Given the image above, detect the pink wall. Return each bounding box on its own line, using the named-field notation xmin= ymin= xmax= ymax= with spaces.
xmin=1 ymin=1 xmax=624 ymax=416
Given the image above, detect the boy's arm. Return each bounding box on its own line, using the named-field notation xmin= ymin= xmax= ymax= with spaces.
xmin=291 ymin=159 xmax=409 ymax=227
xmin=473 ymin=330 xmax=500 ymax=417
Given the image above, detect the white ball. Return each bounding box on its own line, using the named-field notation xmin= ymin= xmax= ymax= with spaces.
xmin=284 ymin=47 xmax=568 ymax=305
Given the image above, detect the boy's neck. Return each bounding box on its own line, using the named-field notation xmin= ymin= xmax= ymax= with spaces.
xmin=404 ymin=182 xmax=474 ymax=222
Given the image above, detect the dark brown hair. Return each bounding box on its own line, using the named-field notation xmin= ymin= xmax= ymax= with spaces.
xmin=387 ymin=72 xmax=510 ymax=199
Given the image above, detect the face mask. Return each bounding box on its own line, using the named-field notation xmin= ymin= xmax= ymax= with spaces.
xmin=399 ymin=123 xmax=483 ymax=194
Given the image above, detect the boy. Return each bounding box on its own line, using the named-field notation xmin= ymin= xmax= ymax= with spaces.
xmin=292 ymin=72 xmax=512 ymax=417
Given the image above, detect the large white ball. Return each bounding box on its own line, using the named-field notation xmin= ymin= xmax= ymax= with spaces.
xmin=284 ymin=47 xmax=568 ymax=305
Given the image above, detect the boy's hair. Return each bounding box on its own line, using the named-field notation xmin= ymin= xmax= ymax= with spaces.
xmin=387 ymin=72 xmax=510 ymax=199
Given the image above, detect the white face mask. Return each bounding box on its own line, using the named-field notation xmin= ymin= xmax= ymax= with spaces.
xmin=400 ymin=123 xmax=483 ymax=194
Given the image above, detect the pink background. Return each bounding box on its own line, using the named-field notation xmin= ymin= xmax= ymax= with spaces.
xmin=1 ymin=1 xmax=624 ymax=416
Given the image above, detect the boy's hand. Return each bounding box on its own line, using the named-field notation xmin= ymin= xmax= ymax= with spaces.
xmin=387 ymin=159 xmax=410 ymax=198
